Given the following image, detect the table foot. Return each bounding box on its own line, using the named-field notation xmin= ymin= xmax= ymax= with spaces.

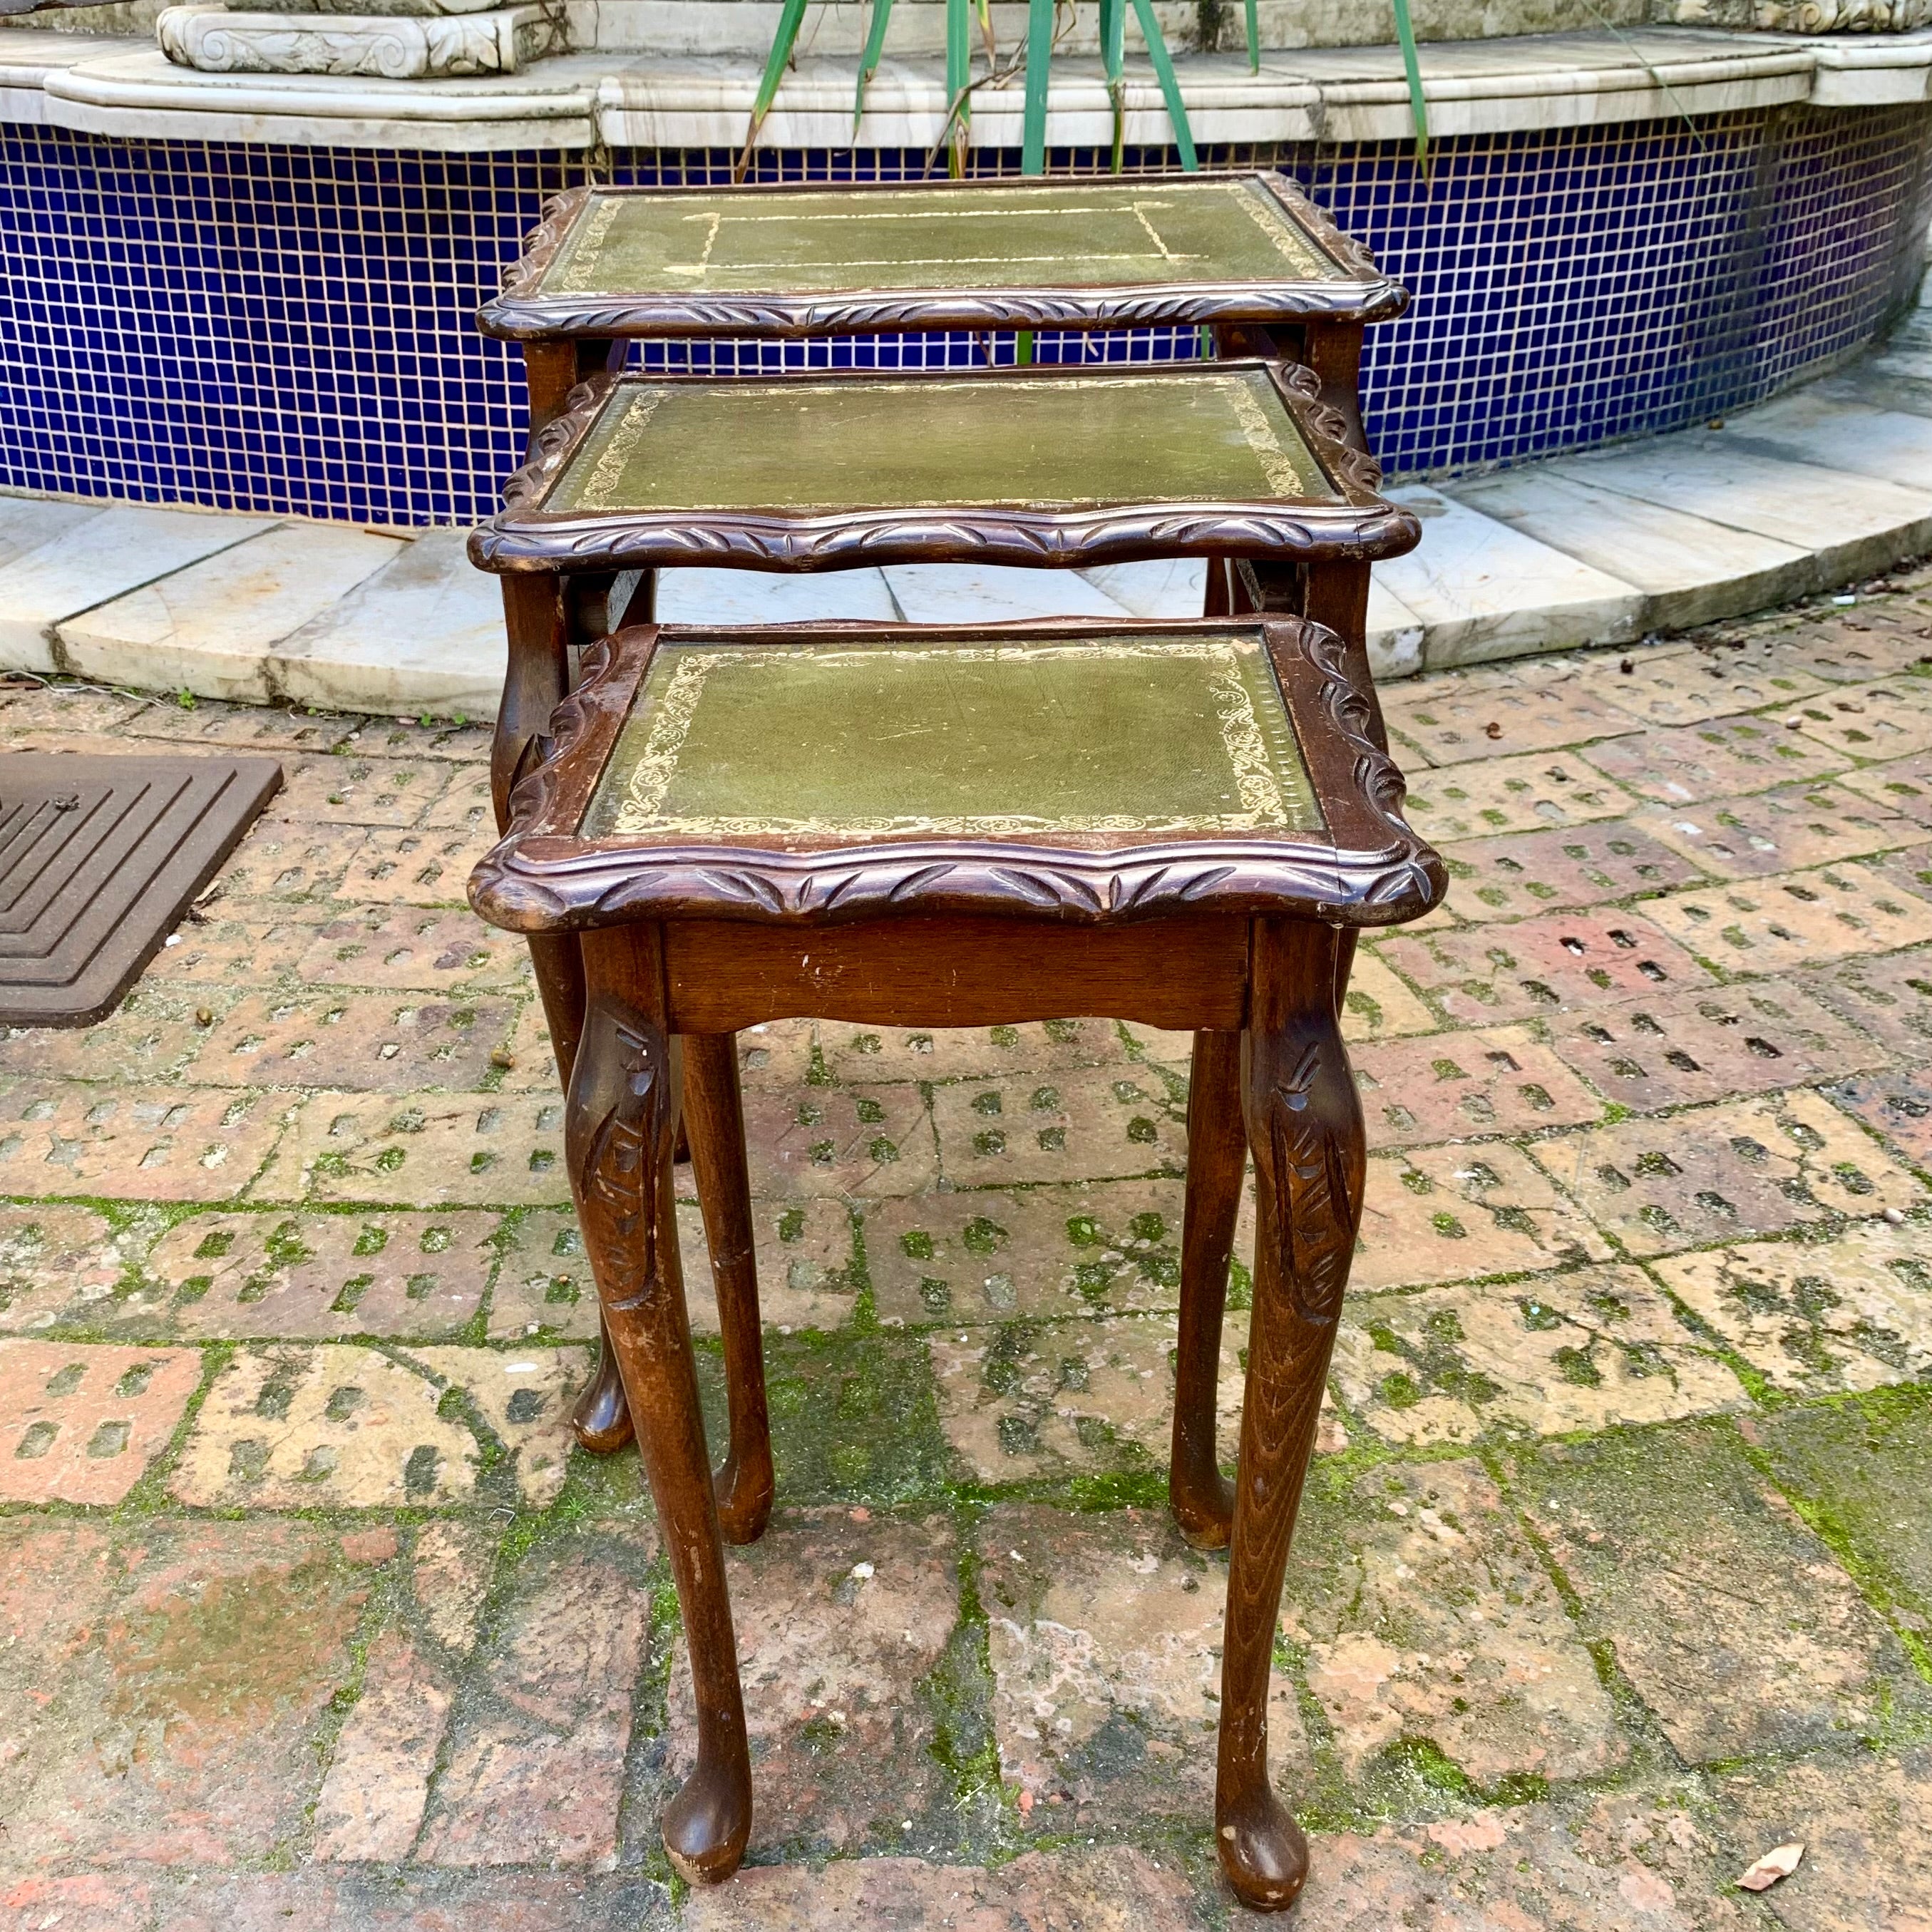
xmin=572 ymin=1327 xmax=635 ymax=1454
xmin=1216 ymin=1786 xmax=1311 ymax=1912
xmin=1173 ymin=1471 xmax=1236 ymax=1551
xmin=663 ymin=1757 xmax=754 ymax=1886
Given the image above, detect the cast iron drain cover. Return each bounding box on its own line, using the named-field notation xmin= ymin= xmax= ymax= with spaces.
xmin=0 ymin=751 xmax=282 ymax=1027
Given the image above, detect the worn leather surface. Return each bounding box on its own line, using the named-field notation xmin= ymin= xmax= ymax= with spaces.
xmin=550 ymin=369 xmax=1335 ymax=514
xmin=540 ymin=178 xmax=1331 ymax=297
xmin=582 ymin=632 xmax=1324 ymax=840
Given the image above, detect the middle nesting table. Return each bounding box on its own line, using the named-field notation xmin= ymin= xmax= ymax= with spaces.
xmin=469 ymin=356 xmax=1420 ymax=1492
xmin=476 ymin=359 xmax=1408 ymax=818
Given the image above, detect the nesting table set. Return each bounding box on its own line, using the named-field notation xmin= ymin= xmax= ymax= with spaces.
xmin=467 ymin=174 xmax=1444 ymax=1910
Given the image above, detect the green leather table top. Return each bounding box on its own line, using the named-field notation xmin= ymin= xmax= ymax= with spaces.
xmin=540 ymin=178 xmax=1335 ymax=298
xmin=582 ymin=631 xmax=1324 ymax=841
xmin=548 ymin=369 xmax=1337 ymax=515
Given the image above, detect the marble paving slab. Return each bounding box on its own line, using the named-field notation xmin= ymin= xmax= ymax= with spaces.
xmin=6 ymin=342 xmax=1931 ymax=714
xmin=1714 ymin=394 xmax=1932 ymax=495
xmin=878 ymin=562 xmax=1133 ymax=624
xmin=58 ymin=524 xmax=406 ymax=703
xmin=267 ymin=529 xmax=505 ymax=719
xmin=655 ymin=566 xmax=900 ymax=627
xmin=1556 ymin=437 xmax=1932 ymax=588
xmin=1446 ymin=465 xmax=1814 ymax=632
xmin=1376 ymin=487 xmax=1643 ymax=669
xmin=0 ymin=504 xmax=278 ymax=676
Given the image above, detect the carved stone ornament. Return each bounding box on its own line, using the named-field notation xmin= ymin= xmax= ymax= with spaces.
xmin=244 ymin=0 xmax=507 ymax=16
xmin=1648 ymin=0 xmax=1932 ymax=25
xmin=158 ymin=0 xmax=563 ymax=75
xmin=479 ymin=172 xmax=1407 ymax=343
xmin=468 ymin=613 xmax=1448 ymax=935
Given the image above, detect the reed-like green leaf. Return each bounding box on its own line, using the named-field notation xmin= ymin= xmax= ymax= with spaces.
xmin=1392 ymin=0 xmax=1429 ymax=175
xmin=1100 ymin=0 xmax=1126 ymax=170
xmin=1021 ymin=0 xmax=1054 ymax=175
xmin=945 ymin=0 xmax=972 ymax=173
xmin=1243 ymin=0 xmax=1259 ymax=72
xmin=1129 ymin=0 xmax=1198 ymax=171
xmin=855 ymin=0 xmax=896 ymax=135
xmin=736 ymin=0 xmax=810 ymax=180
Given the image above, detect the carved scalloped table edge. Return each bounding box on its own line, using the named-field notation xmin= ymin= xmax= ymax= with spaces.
xmin=476 ymin=170 xmax=1407 ymax=338
xmin=467 ymin=615 xmax=1448 ymax=934
xmin=468 ymin=360 xmax=1407 ymax=573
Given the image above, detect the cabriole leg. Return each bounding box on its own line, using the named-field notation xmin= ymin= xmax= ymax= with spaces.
xmin=567 ymin=928 xmax=751 ymax=1884
xmin=682 ymin=1030 xmax=774 ymax=1544
xmin=493 ymin=571 xmax=637 ymax=1455
xmin=492 ymin=575 xmax=567 ymax=831
xmin=1169 ymin=1029 xmax=1244 ymax=1548
xmin=1217 ymin=920 xmax=1367 ymax=1911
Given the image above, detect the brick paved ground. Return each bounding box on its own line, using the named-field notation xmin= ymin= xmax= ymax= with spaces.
xmin=1 ymin=577 xmax=1931 ymax=1931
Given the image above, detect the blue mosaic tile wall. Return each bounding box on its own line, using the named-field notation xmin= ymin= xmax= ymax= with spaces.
xmin=1 ymin=107 xmax=1928 ymax=525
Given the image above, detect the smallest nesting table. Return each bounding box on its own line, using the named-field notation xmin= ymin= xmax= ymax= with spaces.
xmin=468 ymin=612 xmax=1444 ymax=1908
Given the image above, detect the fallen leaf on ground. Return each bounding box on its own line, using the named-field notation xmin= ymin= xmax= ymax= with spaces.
xmin=1737 ymin=1843 xmax=1804 ymax=1891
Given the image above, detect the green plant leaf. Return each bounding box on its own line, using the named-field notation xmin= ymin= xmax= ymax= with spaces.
xmin=1392 ymin=0 xmax=1429 ymax=175
xmin=855 ymin=0 xmax=896 ymax=135
xmin=1129 ymin=0 xmax=1198 ymax=170
xmin=1244 ymin=0 xmax=1259 ymax=72
xmin=737 ymin=0 xmax=810 ymax=180
xmin=1022 ymin=0 xmax=1054 ymax=175
xmin=944 ymin=0 xmax=972 ymax=174
xmin=1100 ymin=0 xmax=1126 ymax=168
xmin=1099 ymin=0 xmax=1124 ymax=81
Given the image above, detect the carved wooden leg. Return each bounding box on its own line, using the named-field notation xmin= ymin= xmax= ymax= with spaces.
xmin=1169 ymin=1029 xmax=1244 ymax=1549
xmin=492 ymin=573 xmax=637 ymax=1457
xmin=1332 ymin=930 xmax=1360 ymax=1026
xmin=567 ymin=927 xmax=751 ymax=1884
xmin=1300 ymin=318 xmax=1369 ymax=454
xmin=682 ymin=1031 xmax=774 ymax=1545
xmin=1232 ymin=557 xmax=1377 ymax=1032
xmin=522 ymin=336 xmax=627 ymax=436
xmin=1218 ymin=919 xmax=1367 ymax=1911
xmin=492 ymin=575 xmax=567 ymax=831
xmin=1240 ymin=559 xmax=1389 ymax=759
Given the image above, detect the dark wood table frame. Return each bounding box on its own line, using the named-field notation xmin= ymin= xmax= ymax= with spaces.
xmin=469 ymin=356 xmax=1418 ymax=1466
xmin=481 ymin=170 xmax=1404 ymax=443
xmin=470 ymin=612 xmax=1444 ymax=1907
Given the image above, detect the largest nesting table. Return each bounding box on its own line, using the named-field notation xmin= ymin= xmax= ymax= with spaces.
xmin=469 ymin=609 xmax=1444 ymax=1905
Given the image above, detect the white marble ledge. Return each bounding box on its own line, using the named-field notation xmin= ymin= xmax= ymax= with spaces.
xmin=0 ymin=28 xmax=123 ymax=119
xmin=14 ymin=24 xmax=1932 ymax=148
xmin=41 ymin=44 xmax=604 ymax=145
xmin=1804 ymin=20 xmax=1932 ymax=97
xmin=513 ymin=0 xmax=1657 ymax=61
xmin=597 ymin=54 xmax=1329 ymax=150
